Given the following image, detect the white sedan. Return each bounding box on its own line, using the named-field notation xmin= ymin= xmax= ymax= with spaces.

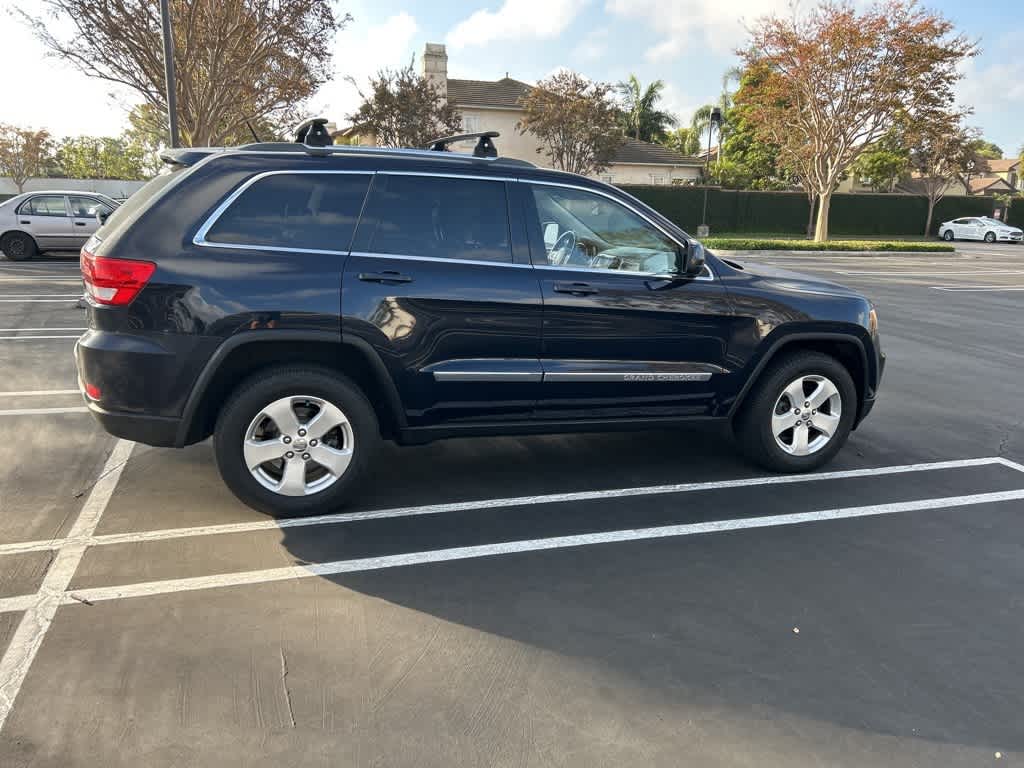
xmin=0 ymin=190 xmax=119 ymax=261
xmin=938 ymin=216 xmax=1023 ymax=243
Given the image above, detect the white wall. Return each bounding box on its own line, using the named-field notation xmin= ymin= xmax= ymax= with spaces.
xmin=453 ymin=107 xmax=550 ymax=167
xmin=601 ymin=164 xmax=702 ymax=186
xmin=0 ymin=177 xmax=147 ymax=198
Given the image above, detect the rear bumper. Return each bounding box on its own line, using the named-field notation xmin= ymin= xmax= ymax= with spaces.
xmin=85 ymin=400 xmax=181 ymax=447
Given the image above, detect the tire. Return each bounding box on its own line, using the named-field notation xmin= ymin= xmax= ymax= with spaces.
xmin=942 ymin=229 xmax=954 ymax=241
xmin=213 ymin=366 xmax=380 ymax=517
xmin=984 ymin=231 xmax=996 ymax=243
xmin=734 ymin=351 xmax=857 ymax=473
xmin=0 ymin=232 xmax=38 ymax=261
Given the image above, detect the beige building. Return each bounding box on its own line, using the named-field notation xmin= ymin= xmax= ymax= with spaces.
xmin=342 ymin=43 xmax=703 ymax=186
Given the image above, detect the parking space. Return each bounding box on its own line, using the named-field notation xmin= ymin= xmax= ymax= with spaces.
xmin=1 ymin=248 xmax=1023 ymax=766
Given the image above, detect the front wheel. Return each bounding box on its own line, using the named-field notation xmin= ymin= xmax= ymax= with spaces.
xmin=942 ymin=229 xmax=954 ymax=241
xmin=734 ymin=352 xmax=857 ymax=472
xmin=213 ymin=367 xmax=380 ymax=516
xmin=984 ymin=231 xmax=996 ymax=243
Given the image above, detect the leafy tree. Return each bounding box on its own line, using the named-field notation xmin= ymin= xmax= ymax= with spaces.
xmin=968 ymin=139 xmax=1002 ymax=160
xmin=714 ymin=65 xmax=789 ymax=191
xmin=616 ymin=75 xmax=677 ymax=142
xmin=907 ymin=113 xmax=977 ymax=236
xmin=849 ymin=131 xmax=910 ymax=192
xmin=0 ymin=125 xmax=52 ymax=193
xmin=347 ymin=59 xmax=463 ymax=149
xmin=518 ymin=71 xmax=622 ymax=176
xmin=19 ymin=0 xmax=349 ymax=147
xmin=660 ymin=127 xmax=700 ymax=156
xmin=740 ymin=0 xmax=976 ymax=241
xmin=55 ymin=136 xmax=148 ymax=180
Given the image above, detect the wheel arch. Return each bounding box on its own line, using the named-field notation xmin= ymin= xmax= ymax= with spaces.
xmin=729 ymin=331 xmax=869 ymax=424
xmin=176 ymin=330 xmax=406 ymax=446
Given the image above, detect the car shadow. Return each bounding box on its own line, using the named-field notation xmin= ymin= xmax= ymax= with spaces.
xmin=275 ymin=425 xmax=1024 ymax=752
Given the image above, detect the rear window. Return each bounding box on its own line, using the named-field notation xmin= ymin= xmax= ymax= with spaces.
xmin=21 ymin=195 xmax=67 ymax=216
xmin=363 ymin=175 xmax=511 ymax=263
xmin=204 ymin=172 xmax=371 ymax=252
xmin=101 ymin=170 xmax=180 ymax=231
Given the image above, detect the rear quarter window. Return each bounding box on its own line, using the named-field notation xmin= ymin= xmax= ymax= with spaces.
xmin=203 ymin=172 xmax=371 ymax=252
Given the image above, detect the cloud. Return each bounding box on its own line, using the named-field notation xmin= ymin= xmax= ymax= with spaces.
xmin=573 ymin=27 xmax=609 ymax=61
xmin=447 ymin=0 xmax=590 ymax=49
xmin=315 ymin=12 xmax=419 ymax=124
xmin=606 ymin=0 xmax=789 ymax=57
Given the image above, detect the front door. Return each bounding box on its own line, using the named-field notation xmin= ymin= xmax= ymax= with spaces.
xmin=17 ymin=194 xmax=73 ymax=250
xmin=344 ymin=172 xmax=542 ymax=429
xmin=520 ymin=181 xmax=735 ymax=421
xmin=69 ymin=196 xmax=113 ymax=248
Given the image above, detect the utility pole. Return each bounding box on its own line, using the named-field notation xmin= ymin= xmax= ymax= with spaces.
xmin=159 ymin=0 xmax=180 ymax=147
xmin=699 ymin=107 xmax=722 ymax=238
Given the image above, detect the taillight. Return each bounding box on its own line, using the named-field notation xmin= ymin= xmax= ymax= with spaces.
xmin=80 ymin=250 xmax=155 ymax=306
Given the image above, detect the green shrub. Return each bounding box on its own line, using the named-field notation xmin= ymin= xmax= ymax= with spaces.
xmin=703 ymin=238 xmax=955 ymax=252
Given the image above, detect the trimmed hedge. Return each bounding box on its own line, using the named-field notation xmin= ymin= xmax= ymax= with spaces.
xmin=703 ymin=238 xmax=955 ymax=252
xmin=622 ymin=186 xmax=995 ymax=237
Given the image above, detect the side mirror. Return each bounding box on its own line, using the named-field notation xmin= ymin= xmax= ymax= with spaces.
xmin=96 ymin=209 xmax=109 ymax=226
xmin=679 ymin=240 xmax=705 ymax=277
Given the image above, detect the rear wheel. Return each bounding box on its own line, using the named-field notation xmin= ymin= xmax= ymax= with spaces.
xmin=984 ymin=231 xmax=996 ymax=243
xmin=0 ymin=232 xmax=38 ymax=261
xmin=734 ymin=351 xmax=857 ymax=472
xmin=942 ymin=229 xmax=954 ymax=241
xmin=213 ymin=366 xmax=380 ymax=516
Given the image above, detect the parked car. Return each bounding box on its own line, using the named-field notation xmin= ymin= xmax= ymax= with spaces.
xmin=0 ymin=191 xmax=120 ymax=260
xmin=75 ymin=123 xmax=884 ymax=516
xmin=938 ymin=216 xmax=1023 ymax=243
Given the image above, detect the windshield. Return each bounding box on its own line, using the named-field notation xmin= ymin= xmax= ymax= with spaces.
xmin=980 ymin=217 xmax=1008 ymax=226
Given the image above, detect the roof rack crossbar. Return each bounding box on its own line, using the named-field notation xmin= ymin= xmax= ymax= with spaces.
xmin=427 ymin=131 xmax=500 ymax=158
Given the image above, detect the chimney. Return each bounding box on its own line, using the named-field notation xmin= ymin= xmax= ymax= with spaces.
xmin=422 ymin=43 xmax=448 ymax=101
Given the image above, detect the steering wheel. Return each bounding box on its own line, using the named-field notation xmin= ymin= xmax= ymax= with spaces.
xmin=548 ymin=230 xmax=577 ymax=265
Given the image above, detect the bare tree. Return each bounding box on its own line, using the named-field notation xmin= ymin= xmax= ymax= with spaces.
xmin=0 ymin=125 xmax=52 ymax=193
xmin=740 ymin=1 xmax=976 ymax=241
xmin=347 ymin=60 xmax=462 ymax=148
xmin=20 ymin=0 xmax=349 ymax=147
xmin=519 ymin=71 xmax=622 ymax=176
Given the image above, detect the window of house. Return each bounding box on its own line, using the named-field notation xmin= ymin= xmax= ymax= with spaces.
xmin=649 ymin=175 xmax=666 ymax=185
xmin=363 ymin=175 xmax=511 ymax=264
xmin=462 ymin=115 xmax=482 ymax=133
xmin=204 ymin=173 xmax=371 ymax=252
xmin=528 ymin=184 xmax=679 ymax=274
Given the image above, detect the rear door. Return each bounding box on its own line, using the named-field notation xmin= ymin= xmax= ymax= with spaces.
xmin=521 ymin=181 xmax=735 ymax=421
xmin=17 ymin=194 xmax=74 ymax=250
xmin=68 ymin=196 xmax=114 ymax=248
xmin=344 ymin=172 xmax=542 ymax=429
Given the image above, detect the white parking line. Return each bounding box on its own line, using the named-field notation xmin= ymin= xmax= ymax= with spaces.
xmin=0 ymin=328 xmax=85 ymax=332
xmin=0 ymin=336 xmax=81 ymax=341
xmin=0 ymin=439 xmax=133 ymax=732
xmin=0 ymin=456 xmax=1011 ymax=557
xmin=931 ymin=285 xmax=1024 ymax=292
xmin=41 ymin=486 xmax=1024 ymax=608
xmin=0 ymin=390 xmax=80 ymax=397
xmin=0 ymin=407 xmax=87 ymax=416
xmin=0 ymin=299 xmax=80 ymax=303
xmin=0 ymin=294 xmax=82 ymax=298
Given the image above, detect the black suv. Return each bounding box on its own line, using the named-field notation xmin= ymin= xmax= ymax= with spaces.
xmin=76 ymin=125 xmax=884 ymax=515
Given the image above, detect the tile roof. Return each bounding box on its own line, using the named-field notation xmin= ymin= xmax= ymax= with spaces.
xmin=968 ymin=176 xmax=1015 ymax=193
xmin=612 ymin=139 xmax=703 ymax=166
xmin=977 ymin=158 xmax=1020 ymax=173
xmin=447 ymin=78 xmax=533 ymax=108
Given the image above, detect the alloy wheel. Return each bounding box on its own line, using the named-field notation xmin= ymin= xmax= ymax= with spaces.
xmin=243 ymin=395 xmax=354 ymax=496
xmin=771 ymin=375 xmax=842 ymax=456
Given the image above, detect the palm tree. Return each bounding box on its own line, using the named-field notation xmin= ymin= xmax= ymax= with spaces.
xmin=616 ymin=75 xmax=678 ymax=142
xmin=690 ymin=68 xmax=744 ymax=161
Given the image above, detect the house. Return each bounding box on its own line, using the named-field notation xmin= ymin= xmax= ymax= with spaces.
xmin=970 ymin=158 xmax=1021 ymax=193
xmin=342 ymin=43 xmax=704 ymax=185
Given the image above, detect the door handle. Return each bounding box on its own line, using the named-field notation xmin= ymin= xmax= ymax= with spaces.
xmin=20 ymin=220 xmax=30 ymax=225
xmin=74 ymin=221 xmax=87 ymax=226
xmin=553 ymin=281 xmax=598 ymax=295
xmin=357 ymin=271 xmax=413 ymax=284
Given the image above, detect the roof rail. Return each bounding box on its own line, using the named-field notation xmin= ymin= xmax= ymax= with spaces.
xmin=427 ymin=131 xmax=500 ymax=158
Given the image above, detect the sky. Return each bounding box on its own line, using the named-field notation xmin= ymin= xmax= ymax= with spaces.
xmin=0 ymin=0 xmax=1022 ymax=156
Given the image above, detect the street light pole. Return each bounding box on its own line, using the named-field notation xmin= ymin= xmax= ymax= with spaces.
xmin=159 ymin=0 xmax=180 ymax=148
xmin=699 ymin=107 xmax=722 ymax=237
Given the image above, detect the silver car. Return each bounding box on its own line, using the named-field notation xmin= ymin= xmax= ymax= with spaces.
xmin=0 ymin=191 xmax=120 ymax=260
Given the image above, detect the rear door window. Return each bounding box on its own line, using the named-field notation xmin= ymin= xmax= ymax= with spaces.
xmin=204 ymin=172 xmax=372 ymax=252
xmin=21 ymin=195 xmax=68 ymax=216
xmin=361 ymin=174 xmax=512 ymax=264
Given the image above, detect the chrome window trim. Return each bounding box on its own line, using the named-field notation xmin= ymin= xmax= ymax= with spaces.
xmin=349 ymin=251 xmax=529 ymax=269
xmin=520 ymin=178 xmax=717 ymax=281
xmin=193 ymin=169 xmax=375 ymax=251
xmin=532 ymin=262 xmax=713 ymax=281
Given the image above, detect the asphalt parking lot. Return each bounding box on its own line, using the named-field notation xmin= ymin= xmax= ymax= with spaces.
xmin=0 ymin=244 xmax=1022 ymax=767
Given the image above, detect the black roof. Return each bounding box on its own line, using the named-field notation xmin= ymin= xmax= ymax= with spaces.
xmin=612 ymin=139 xmax=702 ymax=166
xmin=446 ymin=78 xmax=533 ymax=108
